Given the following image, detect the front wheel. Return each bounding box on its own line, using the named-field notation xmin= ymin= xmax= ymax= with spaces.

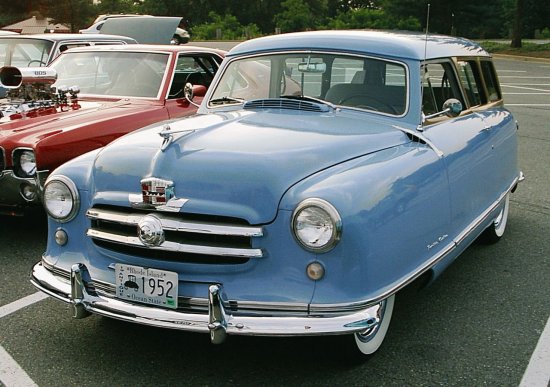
xmin=353 ymin=294 xmax=395 ymax=355
xmin=481 ymin=194 xmax=510 ymax=244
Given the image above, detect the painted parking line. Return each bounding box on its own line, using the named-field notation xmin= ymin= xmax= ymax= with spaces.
xmin=0 ymin=292 xmax=46 ymax=387
xmin=519 ymin=317 xmax=550 ymax=387
xmin=0 ymin=292 xmax=48 ymax=319
xmin=0 ymin=345 xmax=38 ymax=387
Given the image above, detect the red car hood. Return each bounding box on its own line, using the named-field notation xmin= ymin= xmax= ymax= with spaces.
xmin=0 ymin=99 xmax=161 ymax=146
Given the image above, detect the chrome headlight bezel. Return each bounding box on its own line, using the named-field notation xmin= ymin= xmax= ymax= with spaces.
xmin=13 ymin=148 xmax=37 ymax=177
xmin=291 ymin=198 xmax=342 ymax=253
xmin=43 ymin=175 xmax=80 ymax=223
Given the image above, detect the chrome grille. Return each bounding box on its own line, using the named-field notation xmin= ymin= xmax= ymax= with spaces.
xmin=87 ymin=206 xmax=263 ymax=264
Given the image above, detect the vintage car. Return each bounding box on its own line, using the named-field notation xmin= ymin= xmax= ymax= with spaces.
xmin=31 ymin=31 xmax=522 ymax=358
xmin=0 ymin=44 xmax=225 ymax=215
xmin=80 ymin=14 xmax=191 ymax=45
xmin=0 ymin=33 xmax=137 ymax=97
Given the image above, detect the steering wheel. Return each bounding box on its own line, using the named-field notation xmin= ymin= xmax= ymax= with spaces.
xmin=339 ymin=95 xmax=398 ymax=114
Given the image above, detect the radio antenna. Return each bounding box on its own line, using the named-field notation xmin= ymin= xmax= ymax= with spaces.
xmin=419 ymin=3 xmax=431 ymax=131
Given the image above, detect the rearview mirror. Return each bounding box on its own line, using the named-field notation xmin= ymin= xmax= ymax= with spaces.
xmin=297 ymin=62 xmax=326 ymax=73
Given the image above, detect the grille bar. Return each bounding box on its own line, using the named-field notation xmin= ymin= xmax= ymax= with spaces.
xmin=86 ymin=207 xmax=264 ymax=260
xmin=87 ymin=208 xmax=263 ymax=237
xmin=87 ymin=229 xmax=264 ymax=258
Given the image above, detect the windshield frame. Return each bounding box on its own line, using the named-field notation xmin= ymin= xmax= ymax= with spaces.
xmin=207 ymin=50 xmax=410 ymax=117
xmin=0 ymin=38 xmax=54 ymax=67
xmin=50 ymin=50 xmax=172 ymax=100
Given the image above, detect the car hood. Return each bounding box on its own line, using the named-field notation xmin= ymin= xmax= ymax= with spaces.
xmin=0 ymin=99 xmax=158 ymax=146
xmin=91 ymin=109 xmax=410 ymax=224
xmin=100 ymin=16 xmax=181 ymax=44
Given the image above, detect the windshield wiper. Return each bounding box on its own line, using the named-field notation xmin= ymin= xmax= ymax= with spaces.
xmin=209 ymin=96 xmax=244 ymax=105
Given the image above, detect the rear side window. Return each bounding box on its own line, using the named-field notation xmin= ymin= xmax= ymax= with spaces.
xmin=480 ymin=61 xmax=502 ymax=102
xmin=457 ymin=60 xmax=484 ymax=106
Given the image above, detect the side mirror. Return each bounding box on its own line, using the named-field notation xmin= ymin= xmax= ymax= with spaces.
xmin=423 ymin=98 xmax=463 ymax=122
xmin=442 ymin=98 xmax=463 ymax=117
xmin=184 ymin=82 xmax=207 ymax=107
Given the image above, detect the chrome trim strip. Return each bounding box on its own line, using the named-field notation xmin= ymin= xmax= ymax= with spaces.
xmin=86 ymin=208 xmax=263 ymax=237
xmin=87 ymin=228 xmax=264 ymax=258
xmin=392 ymin=125 xmax=445 ymax=157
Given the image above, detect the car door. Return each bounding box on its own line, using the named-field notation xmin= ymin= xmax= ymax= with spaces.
xmin=420 ymin=59 xmax=501 ymax=241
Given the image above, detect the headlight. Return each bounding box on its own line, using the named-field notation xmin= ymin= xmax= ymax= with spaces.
xmin=292 ymin=198 xmax=341 ymax=253
xmin=43 ymin=176 xmax=79 ymax=222
xmin=16 ymin=150 xmax=37 ymax=177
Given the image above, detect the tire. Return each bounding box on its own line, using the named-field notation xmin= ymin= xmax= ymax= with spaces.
xmin=481 ymin=194 xmax=510 ymax=244
xmin=353 ymin=294 xmax=395 ymax=355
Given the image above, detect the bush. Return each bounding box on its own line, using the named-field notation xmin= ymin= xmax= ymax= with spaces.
xmin=191 ymin=12 xmax=261 ymax=40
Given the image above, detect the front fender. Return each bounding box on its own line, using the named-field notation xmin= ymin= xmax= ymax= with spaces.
xmin=280 ymin=142 xmax=451 ymax=304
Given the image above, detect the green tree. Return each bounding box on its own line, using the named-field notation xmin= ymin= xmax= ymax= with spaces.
xmin=191 ymin=11 xmax=261 ymax=40
xmin=42 ymin=0 xmax=95 ymax=32
xmin=274 ymin=0 xmax=328 ymax=32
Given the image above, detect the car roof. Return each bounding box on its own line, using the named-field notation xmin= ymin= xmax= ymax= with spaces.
xmin=62 ymin=44 xmax=225 ymax=56
xmin=0 ymin=33 xmax=136 ymax=43
xmin=228 ymin=30 xmax=490 ymax=61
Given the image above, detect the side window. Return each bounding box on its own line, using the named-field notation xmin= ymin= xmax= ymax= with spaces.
xmin=480 ymin=60 xmax=502 ymax=102
xmin=422 ymin=62 xmax=463 ymax=116
xmin=457 ymin=60 xmax=485 ymax=106
xmin=168 ymin=55 xmax=219 ymax=99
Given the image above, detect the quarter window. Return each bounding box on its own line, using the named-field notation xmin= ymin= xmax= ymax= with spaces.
xmin=480 ymin=61 xmax=502 ymax=102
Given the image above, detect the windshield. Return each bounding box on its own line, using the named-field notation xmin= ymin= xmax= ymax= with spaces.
xmin=51 ymin=51 xmax=169 ymax=98
xmin=0 ymin=38 xmax=53 ymax=67
xmin=209 ymin=52 xmax=408 ymax=115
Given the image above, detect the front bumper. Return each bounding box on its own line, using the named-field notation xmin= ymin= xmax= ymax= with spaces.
xmin=0 ymin=170 xmax=47 ymax=215
xmin=30 ymin=261 xmax=383 ymax=343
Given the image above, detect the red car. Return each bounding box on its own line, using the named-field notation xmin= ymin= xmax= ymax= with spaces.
xmin=0 ymin=44 xmax=225 ymax=215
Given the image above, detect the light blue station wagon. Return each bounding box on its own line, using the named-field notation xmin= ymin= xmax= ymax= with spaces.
xmin=31 ymin=30 xmax=522 ymax=358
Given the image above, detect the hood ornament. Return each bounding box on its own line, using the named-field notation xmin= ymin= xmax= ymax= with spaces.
xmin=130 ymin=177 xmax=188 ymax=212
xmin=159 ymin=123 xmax=195 ymax=151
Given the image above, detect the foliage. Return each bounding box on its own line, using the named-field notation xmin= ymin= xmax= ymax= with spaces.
xmin=273 ymin=0 xmax=328 ymax=33
xmin=191 ymin=12 xmax=261 ymax=40
xmin=323 ymin=7 xmax=420 ymax=30
xmin=0 ymin=0 xmax=547 ymax=44
xmin=479 ymin=41 xmax=550 ymax=58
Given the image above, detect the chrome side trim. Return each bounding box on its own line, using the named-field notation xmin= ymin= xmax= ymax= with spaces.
xmin=86 ymin=208 xmax=263 ymax=237
xmin=87 ymin=228 xmax=264 ymax=258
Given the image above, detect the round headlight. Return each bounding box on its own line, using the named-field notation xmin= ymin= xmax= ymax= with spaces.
xmin=292 ymin=198 xmax=341 ymax=253
xmin=43 ymin=176 xmax=79 ymax=222
xmin=18 ymin=150 xmax=37 ymax=176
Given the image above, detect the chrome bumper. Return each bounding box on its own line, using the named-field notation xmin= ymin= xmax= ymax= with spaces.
xmin=30 ymin=261 xmax=383 ymax=343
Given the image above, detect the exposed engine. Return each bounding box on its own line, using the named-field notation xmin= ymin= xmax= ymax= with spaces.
xmin=0 ymin=66 xmax=80 ymax=122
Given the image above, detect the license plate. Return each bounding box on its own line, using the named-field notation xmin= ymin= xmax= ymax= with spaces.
xmin=115 ymin=264 xmax=178 ymax=309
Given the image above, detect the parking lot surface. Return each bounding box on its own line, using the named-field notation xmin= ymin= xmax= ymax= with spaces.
xmin=0 ymin=57 xmax=548 ymax=386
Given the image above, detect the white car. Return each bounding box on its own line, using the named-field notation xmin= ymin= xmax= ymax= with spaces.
xmin=80 ymin=15 xmax=190 ymax=44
